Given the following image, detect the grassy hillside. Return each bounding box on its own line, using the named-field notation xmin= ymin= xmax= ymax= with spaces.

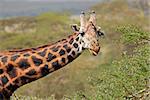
xmin=0 ymin=0 xmax=149 ymax=100
xmin=72 ymin=25 xmax=149 ymax=100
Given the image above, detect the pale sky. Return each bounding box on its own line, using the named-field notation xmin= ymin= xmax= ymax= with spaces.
xmin=0 ymin=0 xmax=101 ymax=18
xmin=1 ymin=0 xmax=100 ymax=1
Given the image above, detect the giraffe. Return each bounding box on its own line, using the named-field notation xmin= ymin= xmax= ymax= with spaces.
xmin=0 ymin=11 xmax=104 ymax=99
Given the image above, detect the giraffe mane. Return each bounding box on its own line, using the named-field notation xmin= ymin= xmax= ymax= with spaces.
xmin=8 ymin=44 xmax=52 ymax=53
xmin=1 ymin=33 xmax=78 ymax=54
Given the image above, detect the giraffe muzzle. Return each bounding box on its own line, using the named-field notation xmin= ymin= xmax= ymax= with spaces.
xmin=89 ymin=47 xmax=100 ymax=56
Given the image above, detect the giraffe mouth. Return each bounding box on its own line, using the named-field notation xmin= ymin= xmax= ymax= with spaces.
xmin=89 ymin=49 xmax=99 ymax=56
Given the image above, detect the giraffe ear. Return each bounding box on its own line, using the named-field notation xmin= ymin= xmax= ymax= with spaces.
xmin=71 ymin=24 xmax=79 ymax=32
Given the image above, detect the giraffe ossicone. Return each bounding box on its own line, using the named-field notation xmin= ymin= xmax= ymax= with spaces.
xmin=0 ymin=11 xmax=104 ymax=99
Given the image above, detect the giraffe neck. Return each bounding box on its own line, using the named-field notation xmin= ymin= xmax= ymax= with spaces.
xmin=0 ymin=32 xmax=85 ymax=99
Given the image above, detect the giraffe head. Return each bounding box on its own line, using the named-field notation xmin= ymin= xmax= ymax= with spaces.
xmin=72 ymin=11 xmax=104 ymax=56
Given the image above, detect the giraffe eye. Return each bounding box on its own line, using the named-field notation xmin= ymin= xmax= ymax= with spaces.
xmin=97 ymin=30 xmax=104 ymax=37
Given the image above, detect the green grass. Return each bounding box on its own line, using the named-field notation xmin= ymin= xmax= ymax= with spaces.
xmin=91 ymin=0 xmax=149 ymax=33
xmin=0 ymin=13 xmax=70 ymax=50
xmin=71 ymin=26 xmax=149 ymax=100
xmin=0 ymin=0 xmax=149 ymax=100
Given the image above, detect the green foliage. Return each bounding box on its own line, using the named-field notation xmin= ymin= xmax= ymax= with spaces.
xmin=0 ymin=12 xmax=70 ymax=50
xmin=72 ymin=26 xmax=150 ymax=100
xmin=91 ymin=0 xmax=149 ymax=33
xmin=36 ymin=12 xmax=70 ymax=36
xmin=12 ymin=95 xmax=56 ymax=100
xmin=117 ymin=25 xmax=149 ymax=44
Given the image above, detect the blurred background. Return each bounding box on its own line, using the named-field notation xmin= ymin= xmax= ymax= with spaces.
xmin=0 ymin=0 xmax=149 ymax=100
